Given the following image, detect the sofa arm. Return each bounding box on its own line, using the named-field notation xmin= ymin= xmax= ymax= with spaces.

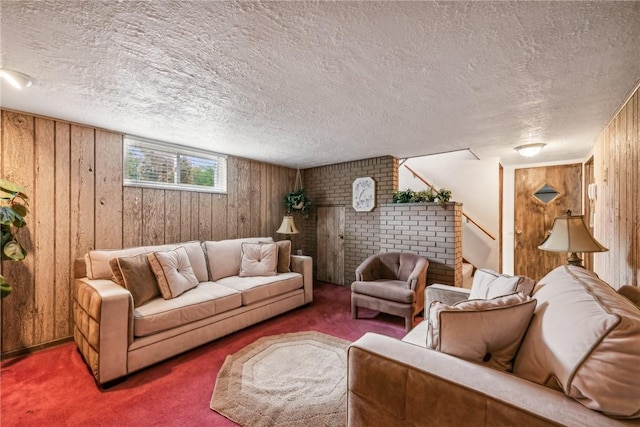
xmin=348 ymin=333 xmax=626 ymax=427
xmin=291 ymin=255 xmax=313 ymax=303
xmin=426 ymin=283 xmax=470 ymax=310
xmin=73 ymin=278 xmax=132 ymax=384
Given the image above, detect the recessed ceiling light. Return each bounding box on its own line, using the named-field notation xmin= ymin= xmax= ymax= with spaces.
xmin=0 ymin=68 xmax=33 ymax=90
xmin=515 ymin=143 xmax=545 ymax=158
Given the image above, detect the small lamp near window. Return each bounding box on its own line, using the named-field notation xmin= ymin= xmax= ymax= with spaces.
xmin=276 ymin=215 xmax=299 ymax=239
xmin=538 ymin=210 xmax=608 ymax=267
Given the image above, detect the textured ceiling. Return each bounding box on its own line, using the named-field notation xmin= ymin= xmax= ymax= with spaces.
xmin=1 ymin=1 xmax=639 ymax=168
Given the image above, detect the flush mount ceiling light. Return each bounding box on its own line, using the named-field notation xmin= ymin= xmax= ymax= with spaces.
xmin=515 ymin=143 xmax=545 ymax=158
xmin=0 ymin=68 xmax=33 ymax=90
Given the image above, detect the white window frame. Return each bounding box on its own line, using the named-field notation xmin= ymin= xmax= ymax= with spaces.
xmin=123 ymin=136 xmax=227 ymax=194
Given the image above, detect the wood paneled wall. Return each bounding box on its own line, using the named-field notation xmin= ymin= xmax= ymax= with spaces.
xmin=0 ymin=110 xmax=295 ymax=354
xmin=593 ymin=85 xmax=639 ymax=289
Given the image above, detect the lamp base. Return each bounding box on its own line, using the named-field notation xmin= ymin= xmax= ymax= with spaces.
xmin=567 ymin=252 xmax=584 ymax=268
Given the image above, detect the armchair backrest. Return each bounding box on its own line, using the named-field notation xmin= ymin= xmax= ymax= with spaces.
xmin=377 ymin=252 xmax=426 ymax=281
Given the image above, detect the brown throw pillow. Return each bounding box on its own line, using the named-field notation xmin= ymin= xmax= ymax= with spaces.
xmin=239 ymin=243 xmax=278 ymax=277
xmin=111 ymin=253 xmax=161 ymax=308
xmin=427 ymin=293 xmax=536 ymax=372
xmin=148 ymin=247 xmax=199 ymax=299
xmin=260 ymin=240 xmax=291 ymax=273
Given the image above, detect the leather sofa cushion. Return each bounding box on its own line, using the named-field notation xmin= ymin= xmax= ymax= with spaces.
xmin=86 ymin=241 xmax=208 ymax=282
xmin=260 ymin=240 xmax=292 ymax=273
xmin=148 ymin=247 xmax=199 ymax=299
xmin=428 ymin=293 xmax=536 ymax=372
xmin=513 ymin=266 xmax=640 ymax=418
xmin=205 ymin=237 xmax=273 ymax=281
xmin=351 ymin=280 xmax=414 ymax=304
xmin=133 ymin=282 xmax=242 ymax=337
xmin=216 ymin=272 xmax=303 ymax=305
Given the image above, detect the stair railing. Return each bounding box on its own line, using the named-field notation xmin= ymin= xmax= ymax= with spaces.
xmin=403 ymin=164 xmax=496 ymax=241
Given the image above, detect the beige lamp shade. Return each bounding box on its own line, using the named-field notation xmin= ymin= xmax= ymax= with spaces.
xmin=276 ymin=215 xmax=299 ymax=235
xmin=538 ymin=210 xmax=607 ymax=267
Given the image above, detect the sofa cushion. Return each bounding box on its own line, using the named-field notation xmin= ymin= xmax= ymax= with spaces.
xmin=513 ymin=265 xmax=640 ymax=418
xmin=205 ymin=237 xmax=274 ymax=281
xmin=215 ymin=272 xmax=303 ymax=305
xmin=427 ymin=293 xmax=536 ymax=372
xmin=469 ymin=269 xmax=535 ymax=300
xmin=110 ymin=252 xmax=160 ymax=307
xmin=148 ymin=247 xmax=199 ymax=299
xmin=351 ymin=279 xmax=414 ymax=304
xmin=85 ymin=241 xmax=207 ymax=282
xmin=133 ymin=282 xmax=242 ymax=337
xmin=239 ymin=243 xmax=278 ymax=277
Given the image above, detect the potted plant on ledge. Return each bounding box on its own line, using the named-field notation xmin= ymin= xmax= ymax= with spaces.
xmin=0 ymin=179 xmax=29 ymax=298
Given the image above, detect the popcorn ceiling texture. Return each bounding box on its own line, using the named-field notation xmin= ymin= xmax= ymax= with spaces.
xmin=1 ymin=1 xmax=639 ymax=167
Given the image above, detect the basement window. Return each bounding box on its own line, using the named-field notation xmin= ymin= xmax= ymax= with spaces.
xmin=123 ymin=136 xmax=227 ymax=193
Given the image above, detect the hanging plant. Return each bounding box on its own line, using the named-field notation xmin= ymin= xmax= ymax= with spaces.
xmin=284 ymin=188 xmax=311 ymax=218
xmin=0 ymin=179 xmax=29 ymax=298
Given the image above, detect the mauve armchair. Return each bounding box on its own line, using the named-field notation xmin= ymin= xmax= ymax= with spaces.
xmin=351 ymin=252 xmax=429 ymax=331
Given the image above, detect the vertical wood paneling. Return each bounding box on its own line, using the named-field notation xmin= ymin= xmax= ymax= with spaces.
xmin=594 ymin=85 xmax=640 ymax=288
xmin=250 ymin=161 xmax=262 ymax=237
xmin=1 ymin=109 xmax=297 ymax=355
xmin=190 ymin=192 xmax=199 ymax=240
xmin=179 ymin=192 xmax=191 ymax=242
xmin=198 ymin=193 xmax=212 ymax=241
xmin=34 ymin=118 xmax=56 ymax=344
xmin=1 ymin=111 xmax=36 ymax=352
xmin=94 ymin=130 xmax=123 ymax=249
xmin=70 ymin=125 xmax=95 ymax=262
xmin=123 ymin=187 xmax=143 ymax=248
xmin=226 ymin=157 xmax=239 ymax=238
xmin=165 ymin=190 xmax=182 ymax=243
xmin=142 ymin=188 xmax=165 ymax=245
xmin=211 ymin=194 xmax=227 ymax=240
xmin=54 ymin=122 xmax=71 ymax=339
xmin=237 ymin=158 xmax=252 ymax=238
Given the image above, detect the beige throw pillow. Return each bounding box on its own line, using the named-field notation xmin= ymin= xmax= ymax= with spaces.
xmin=427 ymin=293 xmax=536 ymax=372
xmin=109 ymin=253 xmax=160 ymax=307
xmin=469 ymin=269 xmax=535 ymax=300
xmin=148 ymin=247 xmax=199 ymax=299
xmin=260 ymin=240 xmax=291 ymax=273
xmin=239 ymin=243 xmax=278 ymax=277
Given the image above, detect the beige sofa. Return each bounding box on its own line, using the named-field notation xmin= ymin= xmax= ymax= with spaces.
xmin=73 ymin=237 xmax=312 ymax=385
xmin=347 ymin=265 xmax=640 ymax=426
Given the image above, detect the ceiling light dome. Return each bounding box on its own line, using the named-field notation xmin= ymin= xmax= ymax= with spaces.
xmin=0 ymin=68 xmax=33 ymax=90
xmin=515 ymin=143 xmax=545 ymax=158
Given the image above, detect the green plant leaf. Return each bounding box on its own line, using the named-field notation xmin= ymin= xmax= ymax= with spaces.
xmin=0 ymin=179 xmax=25 ymax=194
xmin=0 ymin=206 xmax=18 ymax=225
xmin=3 ymin=240 xmax=26 ymax=260
xmin=0 ymin=274 xmax=11 ymax=298
xmin=11 ymin=203 xmax=28 ymax=220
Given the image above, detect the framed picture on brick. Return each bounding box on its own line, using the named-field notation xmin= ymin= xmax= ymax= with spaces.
xmin=352 ymin=177 xmax=375 ymax=212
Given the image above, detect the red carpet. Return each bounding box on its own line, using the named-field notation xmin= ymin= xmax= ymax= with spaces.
xmin=1 ymin=282 xmax=409 ymax=426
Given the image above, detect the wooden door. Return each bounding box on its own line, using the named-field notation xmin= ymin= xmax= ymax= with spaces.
xmin=515 ymin=164 xmax=582 ymax=281
xmin=316 ymin=206 xmax=345 ymax=285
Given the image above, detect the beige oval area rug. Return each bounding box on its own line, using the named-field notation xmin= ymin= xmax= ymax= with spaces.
xmin=210 ymin=331 xmax=350 ymax=427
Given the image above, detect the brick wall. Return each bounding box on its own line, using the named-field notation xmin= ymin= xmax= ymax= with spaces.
xmin=379 ymin=202 xmax=462 ymax=285
xmin=300 ymin=156 xmax=462 ymax=287
xmin=300 ymin=157 xmax=398 ymax=284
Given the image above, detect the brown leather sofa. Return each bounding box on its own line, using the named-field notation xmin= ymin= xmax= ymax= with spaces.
xmin=351 ymin=252 xmax=429 ymax=331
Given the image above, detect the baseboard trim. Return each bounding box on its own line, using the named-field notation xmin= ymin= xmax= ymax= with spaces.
xmin=1 ymin=336 xmax=73 ymax=360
